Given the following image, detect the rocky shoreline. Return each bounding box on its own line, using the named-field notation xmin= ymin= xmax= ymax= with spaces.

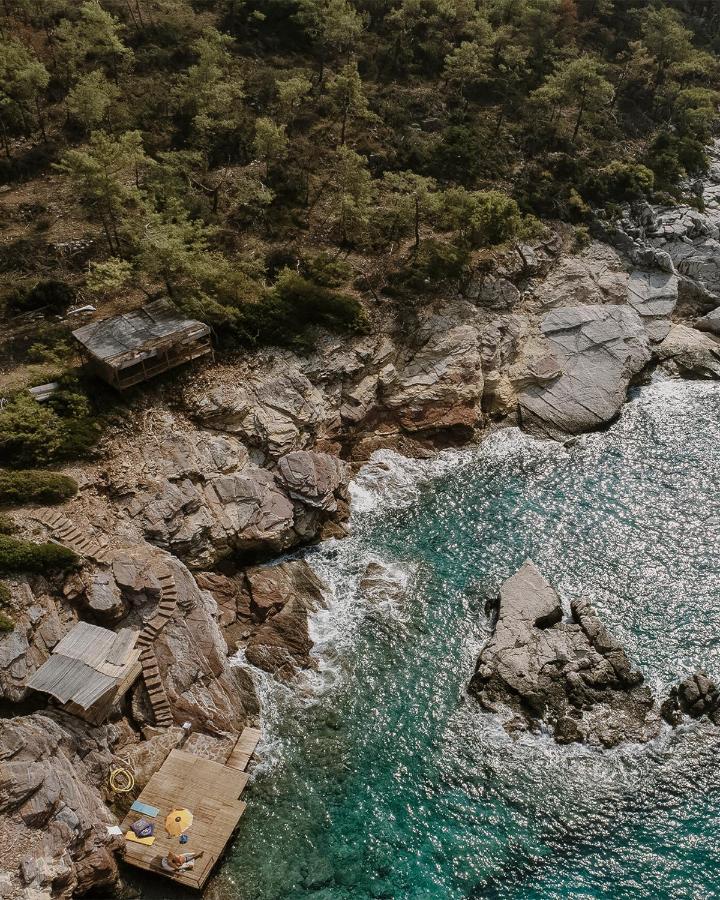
xmin=2 ymin=148 xmax=720 ymax=897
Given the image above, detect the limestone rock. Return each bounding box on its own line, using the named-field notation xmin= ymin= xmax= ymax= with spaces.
xmin=519 ymin=305 xmax=651 ymax=438
xmin=656 ymin=324 xmax=720 ymax=379
xmin=695 ymin=306 xmax=720 ymax=336
xmin=626 ymin=270 xmax=678 ymax=341
xmin=468 ymin=562 xmax=660 ymax=748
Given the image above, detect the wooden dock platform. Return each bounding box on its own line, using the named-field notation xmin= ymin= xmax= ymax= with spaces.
xmin=120 ymin=728 xmax=261 ymax=889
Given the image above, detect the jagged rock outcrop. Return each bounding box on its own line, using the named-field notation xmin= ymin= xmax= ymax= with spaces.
xmin=187 ymin=363 xmax=332 ymax=458
xmin=0 ymin=579 xmax=74 ymax=704
xmin=656 ymin=324 xmax=720 ymax=379
xmin=116 ymin=423 xmax=351 ymax=567
xmin=518 ymin=305 xmax=651 ymax=438
xmin=468 ymin=562 xmax=660 ymax=748
xmin=0 ymin=713 xmax=126 ymax=898
xmin=661 ymin=672 xmax=720 ymax=726
xmin=244 ymin=559 xmax=327 ymax=679
xmin=380 ymin=320 xmax=483 ymax=434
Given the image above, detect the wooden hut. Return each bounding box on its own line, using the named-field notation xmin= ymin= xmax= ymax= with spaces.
xmin=72 ymin=299 xmax=212 ymax=390
xmin=26 ymin=622 xmax=141 ymax=724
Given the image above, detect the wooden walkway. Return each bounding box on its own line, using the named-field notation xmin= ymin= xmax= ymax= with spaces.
xmin=120 ymin=728 xmax=261 ymax=890
xmin=35 ymin=510 xmax=112 ymax=564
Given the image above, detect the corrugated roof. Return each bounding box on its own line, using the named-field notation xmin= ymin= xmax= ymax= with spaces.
xmin=27 ymin=622 xmax=140 ymax=711
xmin=72 ymin=299 xmax=210 ymax=366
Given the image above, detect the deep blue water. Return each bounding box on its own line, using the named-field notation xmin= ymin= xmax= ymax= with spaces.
xmin=212 ymin=379 xmax=720 ymax=900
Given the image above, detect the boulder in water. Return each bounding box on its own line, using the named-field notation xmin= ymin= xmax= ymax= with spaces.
xmin=468 ymin=561 xmax=660 ymax=748
xmin=661 ymin=672 xmax=720 ymax=726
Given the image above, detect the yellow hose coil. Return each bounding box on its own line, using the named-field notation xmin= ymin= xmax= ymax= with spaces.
xmin=109 ymin=767 xmax=135 ymax=793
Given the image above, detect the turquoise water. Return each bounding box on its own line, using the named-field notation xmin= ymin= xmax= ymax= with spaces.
xmin=212 ymin=379 xmax=720 ymax=900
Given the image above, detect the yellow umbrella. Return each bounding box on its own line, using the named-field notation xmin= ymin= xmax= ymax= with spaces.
xmin=165 ymin=808 xmax=193 ymax=836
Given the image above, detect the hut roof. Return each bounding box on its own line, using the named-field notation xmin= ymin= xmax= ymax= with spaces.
xmin=27 ymin=622 xmax=140 ymax=711
xmin=71 ymin=299 xmax=210 ymax=369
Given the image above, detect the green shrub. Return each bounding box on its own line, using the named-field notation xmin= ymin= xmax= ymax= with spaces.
xmin=0 ymin=582 xmax=11 ymax=605
xmin=231 ymin=272 xmax=366 ymax=350
xmin=0 ymin=470 xmax=78 ymax=507
xmin=7 ymin=280 xmax=76 ymax=316
xmin=0 ymin=534 xmax=78 ymax=576
xmin=301 ymin=252 xmax=352 ymax=288
xmin=386 ymin=239 xmax=470 ymax=295
xmin=645 ymin=133 xmax=707 ymax=190
xmin=0 ymin=612 xmax=13 ymax=632
xmin=0 ymin=515 xmax=16 ymax=535
xmin=0 ymin=386 xmax=102 ymax=468
xmin=584 ymin=161 xmax=655 ymax=204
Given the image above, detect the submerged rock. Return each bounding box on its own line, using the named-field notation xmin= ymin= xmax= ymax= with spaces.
xmin=468 ymin=561 xmax=660 ymax=748
xmin=661 ymin=672 xmax=720 ymax=726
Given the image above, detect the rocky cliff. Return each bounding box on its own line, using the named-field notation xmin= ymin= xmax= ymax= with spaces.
xmin=3 ymin=150 xmax=720 ymax=895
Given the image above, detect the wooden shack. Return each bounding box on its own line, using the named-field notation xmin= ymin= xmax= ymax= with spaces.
xmin=72 ymin=299 xmax=212 ymax=390
xmin=26 ymin=622 xmax=141 ymax=724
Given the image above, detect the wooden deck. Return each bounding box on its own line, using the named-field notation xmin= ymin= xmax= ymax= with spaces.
xmin=120 ymin=728 xmax=261 ymax=890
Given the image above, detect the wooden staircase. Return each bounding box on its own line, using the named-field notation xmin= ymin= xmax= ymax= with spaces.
xmin=34 ymin=511 xmax=112 ymax=564
xmin=136 ymin=565 xmax=180 ymax=729
xmin=35 ymin=510 xmax=181 ymax=730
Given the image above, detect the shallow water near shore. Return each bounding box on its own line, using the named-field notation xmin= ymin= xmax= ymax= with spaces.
xmin=211 ymin=378 xmax=720 ymax=900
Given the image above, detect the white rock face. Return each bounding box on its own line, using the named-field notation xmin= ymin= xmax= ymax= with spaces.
xmin=519 ymin=305 xmax=651 ymax=437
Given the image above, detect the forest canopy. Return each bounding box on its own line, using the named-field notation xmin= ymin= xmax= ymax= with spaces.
xmin=1 ymin=0 xmax=718 ymax=345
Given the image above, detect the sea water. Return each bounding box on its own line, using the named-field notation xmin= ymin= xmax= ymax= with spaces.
xmin=213 ymin=378 xmax=720 ymax=900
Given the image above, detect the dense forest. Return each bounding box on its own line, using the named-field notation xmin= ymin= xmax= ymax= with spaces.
xmin=0 ymin=0 xmax=718 ymax=472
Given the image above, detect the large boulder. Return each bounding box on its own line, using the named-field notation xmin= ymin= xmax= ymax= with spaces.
xmin=695 ymin=306 xmax=720 ymax=336
xmin=656 ymin=324 xmax=720 ymax=379
xmin=661 ymin=672 xmax=720 ymax=726
xmin=518 ymin=305 xmax=651 ymax=438
xmin=245 ymin=559 xmax=327 ymax=679
xmin=468 ymin=562 xmax=660 ymax=748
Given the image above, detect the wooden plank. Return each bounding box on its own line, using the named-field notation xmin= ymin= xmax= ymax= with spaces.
xmin=226 ymin=727 xmax=261 ymax=772
xmin=119 ymin=750 xmax=249 ymax=889
xmin=104 ymin=628 xmax=139 ymax=666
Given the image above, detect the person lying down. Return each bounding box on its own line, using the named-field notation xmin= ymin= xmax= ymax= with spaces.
xmin=161 ymin=851 xmax=204 ymax=873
